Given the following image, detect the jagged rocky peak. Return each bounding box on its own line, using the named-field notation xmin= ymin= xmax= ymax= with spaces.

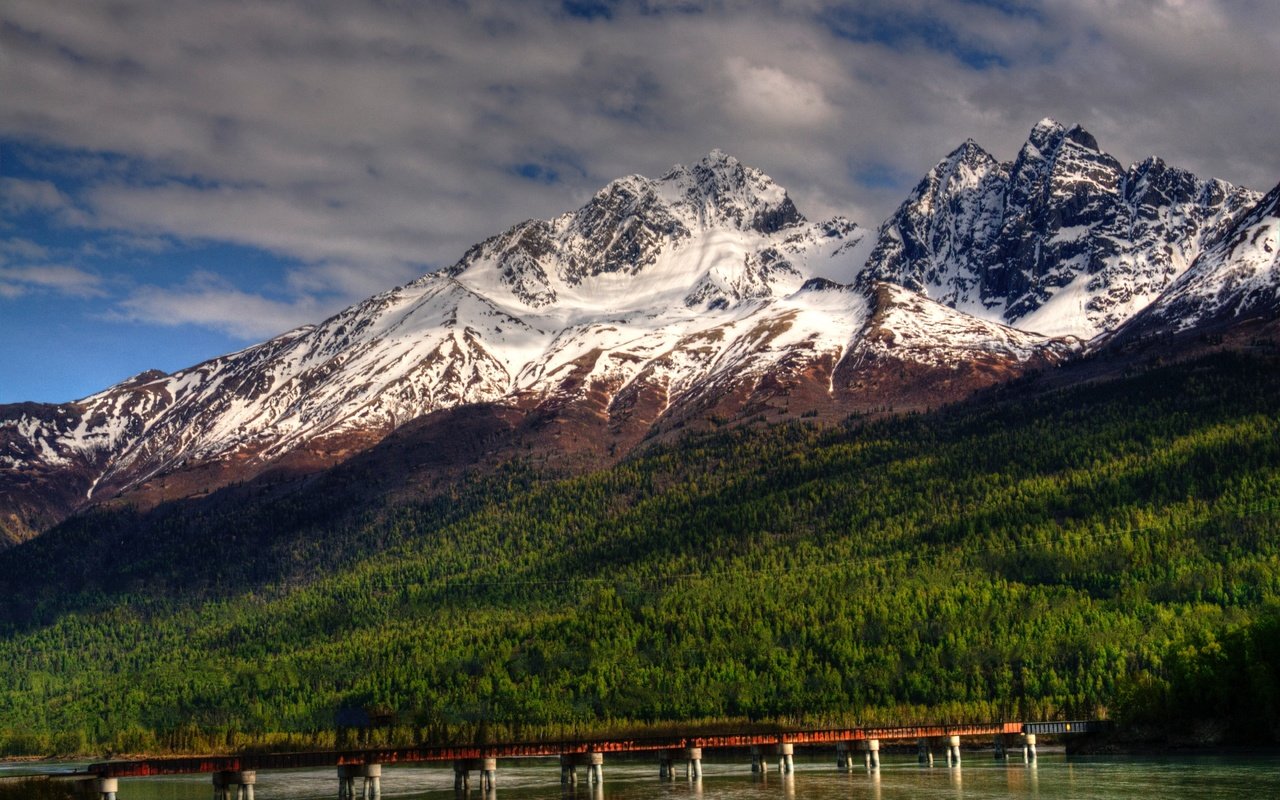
xmin=862 ymin=117 xmax=1262 ymax=339
xmin=857 ymin=137 xmax=1007 ymax=304
xmin=444 ymin=151 xmax=849 ymax=313
xmin=1006 ymin=118 xmax=1123 ymax=211
xmin=1025 ymin=117 xmax=1065 ymax=152
xmin=658 ymin=149 xmax=805 ymax=234
xmin=1121 ymin=180 xmax=1280 ymax=335
xmin=1020 ymin=117 xmax=1097 ymax=155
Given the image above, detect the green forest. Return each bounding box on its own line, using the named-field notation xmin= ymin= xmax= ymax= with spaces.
xmin=1 ymin=351 xmax=1278 ymax=756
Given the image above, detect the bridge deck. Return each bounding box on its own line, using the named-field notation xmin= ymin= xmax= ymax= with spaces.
xmin=88 ymin=721 xmax=1105 ymax=778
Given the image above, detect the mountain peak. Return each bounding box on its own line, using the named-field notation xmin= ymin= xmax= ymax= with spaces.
xmin=1028 ymin=117 xmax=1066 ymax=150
xmin=1064 ymin=123 xmax=1099 ymax=152
xmin=437 ymin=152 xmax=856 ymax=314
xmin=1024 ymin=118 xmax=1099 ymax=156
xmin=944 ymin=138 xmax=993 ymax=162
xmin=658 ymin=151 xmax=803 ymax=234
xmin=702 ymin=148 xmax=734 ymax=166
xmin=864 ymin=116 xmax=1263 ymax=340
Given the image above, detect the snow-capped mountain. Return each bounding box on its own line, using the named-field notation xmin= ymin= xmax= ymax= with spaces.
xmin=0 ymin=151 xmax=1073 ymax=544
xmin=861 ymin=119 xmax=1261 ymax=339
xmin=1111 ymin=180 xmax=1280 ymax=339
xmin=4 ymin=128 xmax=1274 ymax=546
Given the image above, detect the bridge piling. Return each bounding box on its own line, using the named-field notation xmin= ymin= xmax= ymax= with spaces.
xmin=776 ymin=743 xmax=794 ymax=774
xmin=212 ymin=771 xmax=256 ymax=800
xmin=91 ymin=777 xmax=118 ymax=800
xmin=751 ymin=745 xmax=770 ymax=773
xmin=947 ymin=735 xmax=962 ymax=767
xmin=360 ymin=765 xmax=381 ymax=799
xmin=559 ymin=755 xmax=578 ymax=785
xmin=864 ymin=738 xmax=880 ymax=771
xmin=835 ymin=741 xmax=852 ymax=771
xmin=454 ymin=759 xmax=493 ymax=792
xmin=994 ymin=734 xmax=1007 ymax=760
xmin=917 ymin=737 xmax=933 ymax=767
xmin=683 ymin=747 xmax=702 ymax=780
xmin=337 ymin=765 xmax=359 ymax=799
xmin=1023 ymin=733 xmax=1037 ymax=762
xmin=559 ymin=753 xmax=600 ymax=785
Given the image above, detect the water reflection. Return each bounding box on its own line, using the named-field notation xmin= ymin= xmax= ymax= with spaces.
xmin=6 ymin=755 xmax=1280 ymax=800
xmin=556 ymin=783 xmax=602 ymax=800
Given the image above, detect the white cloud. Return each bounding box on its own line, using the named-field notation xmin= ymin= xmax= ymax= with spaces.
xmin=726 ymin=58 xmax=835 ymax=128
xmin=112 ymin=271 xmax=321 ymax=339
xmin=1 ymin=0 xmax=1278 ymax=335
xmin=0 ymin=264 xmax=105 ymax=298
xmin=0 ymin=178 xmax=73 ymax=215
xmin=0 ymin=238 xmax=51 ymax=261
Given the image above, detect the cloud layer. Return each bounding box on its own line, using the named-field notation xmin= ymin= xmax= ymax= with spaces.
xmin=3 ymin=0 xmax=1280 ymax=368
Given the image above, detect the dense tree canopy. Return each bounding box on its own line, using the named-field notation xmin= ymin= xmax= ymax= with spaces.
xmin=1 ymin=352 xmax=1277 ymax=755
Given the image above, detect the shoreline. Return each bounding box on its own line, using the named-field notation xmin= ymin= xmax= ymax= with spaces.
xmin=6 ymin=740 xmax=1280 ymax=766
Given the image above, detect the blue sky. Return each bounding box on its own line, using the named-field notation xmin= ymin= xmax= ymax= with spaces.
xmin=3 ymin=0 xmax=1280 ymax=403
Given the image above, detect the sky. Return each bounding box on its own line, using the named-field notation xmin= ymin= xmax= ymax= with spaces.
xmin=3 ymin=0 xmax=1280 ymax=404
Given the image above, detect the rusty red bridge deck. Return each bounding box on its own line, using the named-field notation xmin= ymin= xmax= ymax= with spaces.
xmin=88 ymin=720 xmax=1103 ymax=778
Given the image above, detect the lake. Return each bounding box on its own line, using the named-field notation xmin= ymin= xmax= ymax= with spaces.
xmin=8 ymin=752 xmax=1280 ymax=799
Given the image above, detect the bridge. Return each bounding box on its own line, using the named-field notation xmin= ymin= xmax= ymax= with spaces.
xmin=73 ymin=720 xmax=1106 ymax=798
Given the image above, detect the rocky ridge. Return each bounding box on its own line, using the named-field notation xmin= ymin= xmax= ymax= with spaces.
xmin=860 ymin=119 xmax=1261 ymax=339
xmin=3 ymin=126 xmax=1275 ymax=545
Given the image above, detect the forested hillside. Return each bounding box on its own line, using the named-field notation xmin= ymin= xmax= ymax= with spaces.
xmin=1 ymin=351 xmax=1278 ymax=755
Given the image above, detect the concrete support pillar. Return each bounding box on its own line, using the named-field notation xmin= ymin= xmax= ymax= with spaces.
xmin=836 ymin=741 xmax=852 ymax=771
xmin=357 ymin=765 xmax=380 ymax=800
xmin=96 ymin=777 xmax=119 ymax=800
xmin=1023 ymin=733 xmax=1037 ymax=763
xmin=559 ymin=755 xmax=579 ymax=786
xmin=994 ymin=735 xmax=1007 ymax=760
xmin=948 ymin=735 xmax=962 ymax=767
xmin=659 ymin=753 xmax=673 ymax=780
xmin=777 ymin=743 xmax=794 ymax=775
xmin=213 ymin=771 xmax=256 ymax=800
xmin=751 ymin=745 xmax=770 ymax=774
xmin=450 ymin=758 xmax=493 ymax=792
xmin=587 ymin=752 xmax=603 ymax=785
xmin=338 ymin=765 xmax=359 ymax=799
xmin=866 ymin=739 xmax=880 ymax=771
xmin=684 ymin=748 xmax=702 ymax=780
xmin=917 ymin=737 xmax=934 ymax=767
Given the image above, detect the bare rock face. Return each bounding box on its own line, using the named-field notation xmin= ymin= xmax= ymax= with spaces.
xmin=4 ymin=133 xmax=1270 ymax=545
xmin=1109 ymin=181 xmax=1280 ymax=342
xmin=861 ymin=119 xmax=1261 ymax=339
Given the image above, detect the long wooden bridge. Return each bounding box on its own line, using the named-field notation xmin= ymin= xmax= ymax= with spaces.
xmin=73 ymin=720 xmax=1105 ymax=799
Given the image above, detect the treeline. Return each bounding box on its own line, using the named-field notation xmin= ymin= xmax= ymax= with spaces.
xmin=0 ymin=351 xmax=1278 ymax=755
xmin=1120 ymin=608 xmax=1280 ymax=740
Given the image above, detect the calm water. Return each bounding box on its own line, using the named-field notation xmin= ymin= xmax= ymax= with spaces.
xmin=7 ymin=753 xmax=1279 ymax=799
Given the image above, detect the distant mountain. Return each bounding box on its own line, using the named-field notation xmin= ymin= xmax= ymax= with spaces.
xmin=860 ymin=119 xmax=1261 ymax=339
xmin=0 ymin=151 xmax=1075 ymax=545
xmin=1109 ymin=180 xmax=1280 ymax=343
